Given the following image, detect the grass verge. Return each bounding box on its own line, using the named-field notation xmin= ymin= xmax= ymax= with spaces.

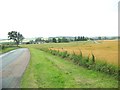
xmin=20 ymin=48 xmax=118 ymax=88
xmin=0 ymin=46 xmax=20 ymax=54
xmin=48 ymin=49 xmax=119 ymax=78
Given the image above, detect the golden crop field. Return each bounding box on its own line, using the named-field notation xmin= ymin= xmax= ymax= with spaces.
xmin=51 ymin=40 xmax=118 ymax=65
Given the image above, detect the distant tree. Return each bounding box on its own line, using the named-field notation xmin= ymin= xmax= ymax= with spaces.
xmin=78 ymin=36 xmax=81 ymax=41
xmin=82 ymin=36 xmax=85 ymax=40
xmin=90 ymin=38 xmax=94 ymax=40
xmin=70 ymin=39 xmax=74 ymax=42
xmin=74 ymin=37 xmax=77 ymax=41
xmin=98 ymin=37 xmax=101 ymax=40
xmin=8 ymin=31 xmax=24 ymax=46
xmin=104 ymin=37 xmax=107 ymax=40
xmin=58 ymin=38 xmax=61 ymax=43
xmin=62 ymin=37 xmax=69 ymax=42
xmin=80 ymin=36 xmax=83 ymax=40
xmin=74 ymin=36 xmax=88 ymax=41
xmin=29 ymin=40 xmax=34 ymax=44
xmin=52 ymin=38 xmax=57 ymax=43
xmin=45 ymin=40 xmax=49 ymax=43
xmin=35 ymin=38 xmax=42 ymax=44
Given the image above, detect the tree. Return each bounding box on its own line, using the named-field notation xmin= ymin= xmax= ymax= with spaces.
xmin=29 ymin=40 xmax=34 ymax=44
xmin=74 ymin=37 xmax=77 ymax=41
xmin=52 ymin=38 xmax=57 ymax=43
xmin=58 ymin=38 xmax=61 ymax=43
xmin=8 ymin=31 xmax=24 ymax=46
xmin=82 ymin=36 xmax=85 ymax=40
xmin=62 ymin=37 xmax=69 ymax=42
xmin=78 ymin=36 xmax=80 ymax=41
xmin=98 ymin=37 xmax=101 ymax=40
xmin=35 ymin=38 xmax=42 ymax=44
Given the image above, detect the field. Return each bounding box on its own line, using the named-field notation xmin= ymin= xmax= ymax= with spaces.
xmin=24 ymin=40 xmax=118 ymax=65
xmin=20 ymin=40 xmax=119 ymax=88
xmin=51 ymin=40 xmax=118 ymax=65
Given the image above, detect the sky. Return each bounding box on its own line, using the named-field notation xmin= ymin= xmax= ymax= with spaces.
xmin=0 ymin=0 xmax=119 ymax=39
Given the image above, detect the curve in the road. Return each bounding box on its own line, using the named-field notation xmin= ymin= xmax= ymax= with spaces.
xmin=0 ymin=48 xmax=30 ymax=88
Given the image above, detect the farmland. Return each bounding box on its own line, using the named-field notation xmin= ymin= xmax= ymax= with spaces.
xmin=51 ymin=40 xmax=118 ymax=65
xmin=20 ymin=40 xmax=119 ymax=88
xmin=20 ymin=48 xmax=118 ymax=88
xmin=23 ymin=40 xmax=118 ymax=65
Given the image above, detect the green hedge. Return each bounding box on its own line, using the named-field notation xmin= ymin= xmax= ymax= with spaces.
xmin=41 ymin=48 xmax=119 ymax=80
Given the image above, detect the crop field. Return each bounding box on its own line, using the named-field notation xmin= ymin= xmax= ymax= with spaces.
xmin=51 ymin=40 xmax=118 ymax=65
xmin=24 ymin=40 xmax=118 ymax=65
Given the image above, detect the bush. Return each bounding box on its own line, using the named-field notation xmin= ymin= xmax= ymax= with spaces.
xmin=81 ymin=56 xmax=89 ymax=67
xmin=91 ymin=53 xmax=95 ymax=64
xmin=72 ymin=54 xmax=79 ymax=64
xmin=78 ymin=50 xmax=83 ymax=65
xmin=1 ymin=45 xmax=5 ymax=49
xmin=61 ymin=51 xmax=69 ymax=58
xmin=47 ymin=49 xmax=119 ymax=78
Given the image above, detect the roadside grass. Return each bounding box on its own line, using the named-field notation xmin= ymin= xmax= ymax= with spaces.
xmin=20 ymin=48 xmax=118 ymax=88
xmin=0 ymin=46 xmax=20 ymax=54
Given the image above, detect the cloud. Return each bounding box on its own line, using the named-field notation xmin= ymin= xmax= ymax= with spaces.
xmin=0 ymin=0 xmax=118 ymax=39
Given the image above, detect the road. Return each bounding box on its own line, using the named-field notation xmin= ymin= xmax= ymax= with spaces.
xmin=0 ymin=48 xmax=30 ymax=89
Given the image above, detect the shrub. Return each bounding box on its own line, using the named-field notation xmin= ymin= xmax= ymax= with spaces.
xmin=82 ymin=56 xmax=89 ymax=67
xmin=1 ymin=45 xmax=5 ymax=50
xmin=91 ymin=53 xmax=95 ymax=63
xmin=78 ymin=49 xmax=83 ymax=65
xmin=58 ymin=51 xmax=63 ymax=57
xmin=47 ymin=49 xmax=119 ymax=78
xmin=61 ymin=51 xmax=69 ymax=58
xmin=72 ymin=54 xmax=79 ymax=64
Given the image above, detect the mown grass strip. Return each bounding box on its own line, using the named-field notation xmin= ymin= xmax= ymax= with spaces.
xmin=21 ymin=48 xmax=118 ymax=88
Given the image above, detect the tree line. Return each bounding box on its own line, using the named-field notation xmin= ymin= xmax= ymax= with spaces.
xmin=7 ymin=31 xmax=118 ymax=46
xmin=30 ymin=36 xmax=88 ymax=44
xmin=52 ymin=36 xmax=88 ymax=43
xmin=7 ymin=31 xmax=89 ymax=45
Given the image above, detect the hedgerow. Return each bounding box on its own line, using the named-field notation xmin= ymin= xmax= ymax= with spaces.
xmin=41 ymin=48 xmax=119 ymax=80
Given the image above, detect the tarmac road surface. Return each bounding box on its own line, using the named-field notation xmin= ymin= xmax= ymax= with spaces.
xmin=0 ymin=48 xmax=30 ymax=89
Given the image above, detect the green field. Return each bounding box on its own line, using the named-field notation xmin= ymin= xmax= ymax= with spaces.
xmin=20 ymin=45 xmax=118 ymax=88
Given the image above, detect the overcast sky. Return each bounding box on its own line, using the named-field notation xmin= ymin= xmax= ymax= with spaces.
xmin=0 ymin=0 xmax=119 ymax=39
